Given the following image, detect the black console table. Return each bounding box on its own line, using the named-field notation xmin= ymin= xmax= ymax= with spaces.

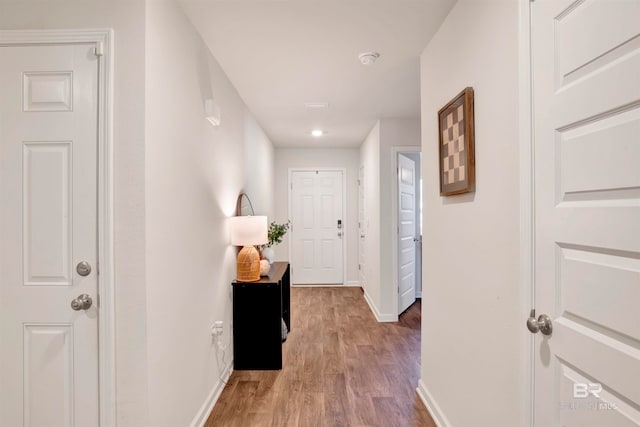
xmin=232 ymin=262 xmax=290 ymax=370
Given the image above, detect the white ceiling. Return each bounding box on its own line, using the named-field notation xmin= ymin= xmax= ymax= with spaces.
xmin=180 ymin=0 xmax=456 ymax=148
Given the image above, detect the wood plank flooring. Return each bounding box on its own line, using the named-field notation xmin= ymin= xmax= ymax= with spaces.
xmin=205 ymin=287 xmax=435 ymax=427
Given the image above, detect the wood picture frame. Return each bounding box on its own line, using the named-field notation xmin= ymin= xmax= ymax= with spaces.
xmin=438 ymin=87 xmax=475 ymax=196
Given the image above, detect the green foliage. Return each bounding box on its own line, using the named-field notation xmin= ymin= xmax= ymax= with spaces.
xmin=266 ymin=220 xmax=290 ymax=247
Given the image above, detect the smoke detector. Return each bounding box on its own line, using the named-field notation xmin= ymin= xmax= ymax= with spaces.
xmin=358 ymin=52 xmax=380 ymax=65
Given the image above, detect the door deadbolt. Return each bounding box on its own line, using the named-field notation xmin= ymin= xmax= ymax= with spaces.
xmin=526 ymin=309 xmax=553 ymax=336
xmin=71 ymin=294 xmax=93 ymax=311
xmin=76 ymin=261 xmax=91 ymax=276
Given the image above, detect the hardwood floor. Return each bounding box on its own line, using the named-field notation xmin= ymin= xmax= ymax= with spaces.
xmin=205 ymin=287 xmax=435 ymax=427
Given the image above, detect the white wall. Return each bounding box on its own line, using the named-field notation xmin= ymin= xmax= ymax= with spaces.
xmin=244 ymin=114 xmax=275 ymax=217
xmin=1 ymin=1 xmax=275 ymax=425
xmin=145 ymin=1 xmax=274 ymax=426
xmin=274 ymin=148 xmax=359 ymax=285
xmin=360 ymin=123 xmax=382 ymax=311
xmin=359 ymin=119 xmax=421 ymax=321
xmin=379 ymin=119 xmax=421 ymax=316
xmin=418 ymin=1 xmax=526 ymax=426
xmin=0 ymin=1 xmax=149 ymax=425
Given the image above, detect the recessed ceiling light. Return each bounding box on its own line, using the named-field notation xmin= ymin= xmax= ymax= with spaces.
xmin=304 ymin=102 xmax=329 ymax=109
xmin=311 ymin=129 xmax=324 ymax=137
xmin=358 ymin=52 xmax=380 ymax=65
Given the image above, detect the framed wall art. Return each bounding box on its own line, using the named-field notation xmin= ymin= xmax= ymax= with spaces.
xmin=438 ymin=87 xmax=475 ymax=196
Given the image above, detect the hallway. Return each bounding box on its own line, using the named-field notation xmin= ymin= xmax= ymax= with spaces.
xmin=205 ymin=287 xmax=433 ymax=426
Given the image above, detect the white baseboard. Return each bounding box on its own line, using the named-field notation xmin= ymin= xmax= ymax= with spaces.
xmin=417 ymin=379 xmax=451 ymax=427
xmin=363 ymin=290 xmax=398 ymax=322
xmin=190 ymin=362 xmax=233 ymax=427
xmin=416 ymin=290 xmax=422 ymax=298
xmin=345 ymin=280 xmax=361 ymax=287
xmin=292 ymin=283 xmax=345 ymax=287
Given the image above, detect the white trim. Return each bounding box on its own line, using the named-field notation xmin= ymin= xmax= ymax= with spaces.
xmin=363 ymin=289 xmax=397 ymax=322
xmin=417 ymin=379 xmax=451 ymax=427
xmin=287 ymin=167 xmax=347 ymax=285
xmin=0 ymin=29 xmax=116 ymax=427
xmin=190 ymin=365 xmax=233 ymax=427
xmin=390 ymin=146 xmax=421 ymax=316
xmin=344 ymin=280 xmax=361 ymax=287
xmin=518 ymin=0 xmax=535 ymax=426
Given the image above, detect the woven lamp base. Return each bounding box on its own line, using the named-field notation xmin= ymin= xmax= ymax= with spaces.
xmin=236 ymin=245 xmax=261 ymax=282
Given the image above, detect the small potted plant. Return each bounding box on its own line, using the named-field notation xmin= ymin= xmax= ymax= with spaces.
xmin=261 ymin=220 xmax=290 ymax=264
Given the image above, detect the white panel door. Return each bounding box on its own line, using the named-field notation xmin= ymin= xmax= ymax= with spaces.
xmin=397 ymin=154 xmax=417 ymax=314
xmin=532 ymin=1 xmax=640 ymax=425
xmin=0 ymin=44 xmax=99 ymax=426
xmin=291 ymin=170 xmax=344 ymax=284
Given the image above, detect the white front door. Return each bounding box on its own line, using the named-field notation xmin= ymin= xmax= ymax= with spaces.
xmin=0 ymin=44 xmax=99 ymax=426
xmin=532 ymin=1 xmax=640 ymax=425
xmin=398 ymin=154 xmax=417 ymax=314
xmin=290 ymin=170 xmax=344 ymax=284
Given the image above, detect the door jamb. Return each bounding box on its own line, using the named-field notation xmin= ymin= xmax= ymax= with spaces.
xmin=288 ymin=168 xmax=347 ymax=285
xmin=358 ymin=164 xmax=365 ymax=288
xmin=518 ymin=0 xmax=534 ymax=425
xmin=391 ymin=146 xmax=421 ymax=316
xmin=0 ymin=29 xmax=116 ymax=427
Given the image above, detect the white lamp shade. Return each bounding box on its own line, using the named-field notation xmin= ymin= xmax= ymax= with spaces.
xmin=229 ymin=216 xmax=268 ymax=246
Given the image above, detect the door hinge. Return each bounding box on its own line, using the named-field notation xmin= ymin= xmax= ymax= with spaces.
xmin=358 ymin=264 xmax=361 ymax=270
xmin=94 ymin=42 xmax=104 ymax=57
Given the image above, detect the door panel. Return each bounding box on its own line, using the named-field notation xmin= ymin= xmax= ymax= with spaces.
xmin=0 ymin=44 xmax=99 ymax=427
xmin=23 ymin=324 xmax=74 ymax=426
xmin=398 ymin=154 xmax=417 ymax=313
xmin=532 ymin=0 xmax=640 ymax=425
xmin=23 ymin=142 xmax=73 ymax=286
xmin=291 ymin=170 xmax=344 ymax=284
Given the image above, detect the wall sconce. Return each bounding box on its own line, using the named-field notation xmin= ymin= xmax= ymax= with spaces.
xmin=205 ymin=98 xmax=221 ymax=127
xmin=229 ymin=216 xmax=268 ymax=282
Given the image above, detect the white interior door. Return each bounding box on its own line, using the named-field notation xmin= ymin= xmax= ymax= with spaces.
xmin=532 ymin=1 xmax=640 ymax=425
xmin=0 ymin=44 xmax=99 ymax=426
xmin=397 ymin=154 xmax=417 ymax=314
xmin=290 ymin=170 xmax=344 ymax=284
xmin=358 ymin=165 xmax=366 ymax=286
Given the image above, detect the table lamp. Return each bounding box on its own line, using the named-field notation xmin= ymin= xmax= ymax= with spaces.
xmin=229 ymin=216 xmax=268 ymax=282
